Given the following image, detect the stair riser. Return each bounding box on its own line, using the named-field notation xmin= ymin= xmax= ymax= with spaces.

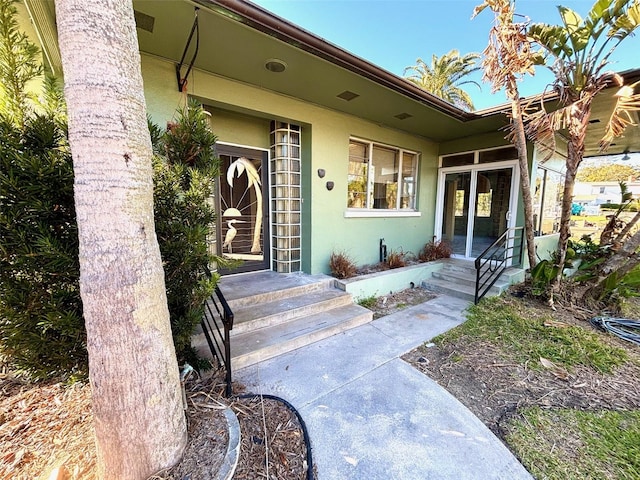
xmin=440 ymin=267 xmax=521 ymax=283
xmin=432 ymin=271 xmax=509 ymax=290
xmin=423 ymin=283 xmax=476 ymax=302
xmin=423 ymin=281 xmax=502 ymax=302
xmin=230 ymin=294 xmax=354 ymax=335
xmin=230 ymin=311 xmax=373 ymax=370
xmin=219 ymin=279 xmax=333 ymax=310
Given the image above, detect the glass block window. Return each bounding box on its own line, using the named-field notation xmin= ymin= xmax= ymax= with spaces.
xmin=270 ymin=121 xmax=302 ymax=272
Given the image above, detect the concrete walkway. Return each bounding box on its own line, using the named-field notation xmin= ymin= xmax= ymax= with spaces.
xmin=235 ymin=294 xmax=533 ymax=480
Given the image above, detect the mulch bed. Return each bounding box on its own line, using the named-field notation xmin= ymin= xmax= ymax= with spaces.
xmin=1 ymin=366 xmax=311 ymax=480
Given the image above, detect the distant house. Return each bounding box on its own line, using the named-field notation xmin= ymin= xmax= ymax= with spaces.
xmin=20 ymin=0 xmax=640 ymax=274
xmin=574 ymin=181 xmax=640 ymax=206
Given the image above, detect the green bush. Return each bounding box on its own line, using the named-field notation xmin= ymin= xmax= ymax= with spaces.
xmin=0 ymin=1 xmax=224 ymax=376
xmin=152 ymin=102 xmax=223 ymax=370
xmin=600 ymin=202 xmax=639 ymax=212
xmin=0 ymin=114 xmax=86 ymax=378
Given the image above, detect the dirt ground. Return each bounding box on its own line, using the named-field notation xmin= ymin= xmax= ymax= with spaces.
xmin=402 ymin=293 xmax=640 ymax=441
xmin=366 ymin=287 xmax=436 ymax=319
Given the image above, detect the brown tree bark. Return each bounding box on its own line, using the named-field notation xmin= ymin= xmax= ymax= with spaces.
xmin=511 ymin=99 xmax=537 ymax=269
xmin=55 ymin=1 xmax=186 ymax=478
xmin=555 ymin=100 xmax=591 ymax=282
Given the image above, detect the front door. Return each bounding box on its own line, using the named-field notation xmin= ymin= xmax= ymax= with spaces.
xmin=438 ymin=164 xmax=517 ymax=259
xmin=215 ymin=144 xmax=270 ymax=274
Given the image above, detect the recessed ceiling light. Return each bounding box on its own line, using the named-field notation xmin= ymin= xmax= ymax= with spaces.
xmin=265 ymin=59 xmax=287 ymax=73
xmin=394 ymin=112 xmax=412 ymax=120
xmin=337 ymin=90 xmax=359 ymax=101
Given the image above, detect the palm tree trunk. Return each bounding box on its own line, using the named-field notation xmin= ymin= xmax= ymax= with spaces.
xmin=555 ymin=101 xmax=591 ymax=282
xmin=511 ymin=99 xmax=537 ymax=269
xmin=251 ymin=182 xmax=262 ymax=253
xmin=55 ymin=1 xmax=186 ymax=478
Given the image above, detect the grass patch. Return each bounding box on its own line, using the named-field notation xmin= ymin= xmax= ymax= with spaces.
xmin=435 ymin=296 xmax=627 ymax=373
xmin=357 ymin=295 xmax=377 ymax=309
xmin=506 ymin=407 xmax=640 ymax=480
xmin=620 ymin=297 xmax=640 ymax=320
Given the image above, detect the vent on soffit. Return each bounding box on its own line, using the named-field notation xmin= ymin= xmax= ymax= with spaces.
xmin=394 ymin=112 xmax=412 ymax=120
xmin=589 ymin=118 xmax=601 ymax=124
xmin=337 ymin=90 xmax=359 ymax=101
xmin=134 ymin=10 xmax=155 ymax=33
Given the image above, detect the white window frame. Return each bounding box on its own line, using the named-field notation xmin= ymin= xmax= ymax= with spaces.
xmin=345 ymin=137 xmax=421 ymax=218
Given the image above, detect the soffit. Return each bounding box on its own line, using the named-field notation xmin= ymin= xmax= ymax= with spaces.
xmin=583 ymin=76 xmax=640 ymax=157
xmin=24 ymin=0 xmax=639 ymax=154
xmin=132 ymin=0 xmax=506 ymax=142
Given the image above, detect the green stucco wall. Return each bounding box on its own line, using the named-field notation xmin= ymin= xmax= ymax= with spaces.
xmin=206 ymin=108 xmax=271 ymax=150
xmin=439 ymin=131 xmax=510 ymax=156
xmin=140 ymin=54 xmax=438 ymax=275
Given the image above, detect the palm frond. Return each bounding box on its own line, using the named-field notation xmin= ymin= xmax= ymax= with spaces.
xmin=600 ymin=80 xmax=640 ymax=151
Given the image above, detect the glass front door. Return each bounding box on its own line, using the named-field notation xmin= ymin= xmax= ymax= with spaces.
xmin=471 ymin=168 xmax=513 ymax=257
xmin=437 ymin=164 xmax=516 ymax=259
xmin=442 ymin=171 xmax=471 ymax=256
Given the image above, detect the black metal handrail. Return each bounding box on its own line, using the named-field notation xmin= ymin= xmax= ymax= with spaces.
xmin=474 ymin=227 xmax=524 ymax=304
xmin=201 ymin=284 xmax=234 ymax=397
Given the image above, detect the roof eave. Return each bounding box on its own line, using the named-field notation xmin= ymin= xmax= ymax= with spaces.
xmin=198 ymin=0 xmax=477 ymax=122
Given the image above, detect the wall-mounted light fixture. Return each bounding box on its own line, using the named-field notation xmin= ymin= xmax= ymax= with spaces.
xmin=317 ymin=169 xmax=326 ymax=178
xmin=326 ymin=181 xmax=334 ymax=191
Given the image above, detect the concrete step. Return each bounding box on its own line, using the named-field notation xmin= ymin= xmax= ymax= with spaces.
xmin=431 ymin=270 xmax=510 ymax=290
xmin=229 ymin=288 xmax=354 ymax=335
xmin=230 ymin=304 xmax=373 ymax=370
xmin=422 ymin=277 xmax=502 ymax=302
xmin=218 ymin=271 xmax=334 ymax=310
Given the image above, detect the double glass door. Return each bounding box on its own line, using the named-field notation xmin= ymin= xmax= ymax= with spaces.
xmin=438 ymin=165 xmax=517 ymax=259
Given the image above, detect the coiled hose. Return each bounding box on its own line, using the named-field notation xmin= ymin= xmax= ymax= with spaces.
xmin=590 ymin=316 xmax=640 ymax=346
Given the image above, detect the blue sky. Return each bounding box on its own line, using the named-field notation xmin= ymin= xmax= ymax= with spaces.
xmin=252 ymin=0 xmax=640 ymax=110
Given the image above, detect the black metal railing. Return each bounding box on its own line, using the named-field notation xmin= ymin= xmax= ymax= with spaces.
xmin=474 ymin=227 xmax=524 ymax=304
xmin=201 ymin=284 xmax=234 ymax=397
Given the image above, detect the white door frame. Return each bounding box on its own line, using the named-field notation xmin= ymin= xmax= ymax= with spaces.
xmin=434 ymin=160 xmax=520 ymax=260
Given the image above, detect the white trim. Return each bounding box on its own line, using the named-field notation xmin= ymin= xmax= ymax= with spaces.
xmin=438 ymin=145 xmax=517 ymax=167
xmin=217 ymin=141 xmax=269 ymax=153
xmin=350 ymin=135 xmax=419 ymax=155
xmin=344 ymin=210 xmax=422 ymax=218
xmin=435 ymin=160 xmax=519 ymax=259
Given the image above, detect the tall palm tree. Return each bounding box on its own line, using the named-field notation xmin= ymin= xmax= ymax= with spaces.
xmin=404 ymin=49 xmax=482 ymax=111
xmin=524 ymin=0 xmax=640 ymax=279
xmin=473 ymin=0 xmax=539 ymax=269
xmin=56 ymin=0 xmax=187 ymax=477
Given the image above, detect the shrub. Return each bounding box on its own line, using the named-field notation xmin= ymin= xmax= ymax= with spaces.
xmin=386 ymin=249 xmax=407 ymax=269
xmin=329 ymin=251 xmax=357 ymax=279
xmin=0 ymin=114 xmax=86 ymax=378
xmin=0 ymin=2 xmax=222 ymax=376
xmin=152 ymin=101 xmax=222 ymax=370
xmin=418 ymin=240 xmax=452 ymax=262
